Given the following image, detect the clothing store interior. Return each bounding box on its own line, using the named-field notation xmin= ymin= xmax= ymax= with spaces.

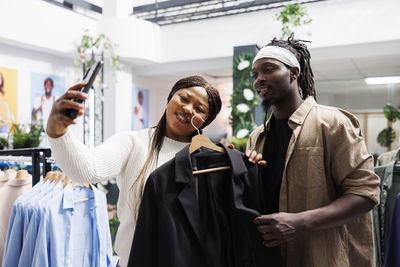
xmin=1 ymin=0 xmax=400 ymax=266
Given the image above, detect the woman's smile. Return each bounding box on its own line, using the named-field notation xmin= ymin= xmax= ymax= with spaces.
xmin=175 ymin=112 xmax=190 ymax=124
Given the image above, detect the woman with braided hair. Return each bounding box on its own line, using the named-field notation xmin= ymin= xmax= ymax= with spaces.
xmin=246 ymin=34 xmax=380 ymax=266
xmin=46 ymin=75 xmax=223 ymax=267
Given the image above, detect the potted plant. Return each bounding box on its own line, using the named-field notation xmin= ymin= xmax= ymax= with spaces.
xmin=11 ymin=123 xmax=43 ymax=149
xmin=275 ymin=3 xmax=312 ymax=39
xmin=377 ymin=104 xmax=400 ymax=151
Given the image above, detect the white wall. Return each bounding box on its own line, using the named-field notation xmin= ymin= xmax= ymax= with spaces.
xmin=2 ymin=0 xmax=399 ymax=63
xmin=0 ymin=0 xmax=96 ymax=55
xmin=159 ymin=0 xmax=400 ymax=62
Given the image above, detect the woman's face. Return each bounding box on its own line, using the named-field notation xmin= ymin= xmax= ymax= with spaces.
xmin=165 ymin=86 xmax=209 ymax=142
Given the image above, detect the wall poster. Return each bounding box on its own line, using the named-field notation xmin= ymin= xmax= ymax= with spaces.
xmin=131 ymin=87 xmax=149 ymax=131
xmin=31 ymin=73 xmax=65 ymax=129
xmin=0 ymin=67 xmax=18 ymax=133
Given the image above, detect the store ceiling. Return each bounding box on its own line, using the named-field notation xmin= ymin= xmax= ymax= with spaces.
xmin=132 ymin=0 xmax=328 ymax=25
xmin=130 ymin=39 xmax=400 ymax=94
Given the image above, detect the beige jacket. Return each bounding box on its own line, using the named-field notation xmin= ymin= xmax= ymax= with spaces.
xmin=0 ymin=174 xmax=32 ymax=264
xmin=247 ymin=97 xmax=380 ymax=267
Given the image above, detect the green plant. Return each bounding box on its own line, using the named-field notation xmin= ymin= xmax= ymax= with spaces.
xmin=377 ymin=127 xmax=396 ymax=148
xmin=275 ymin=3 xmax=312 ymax=39
xmin=107 ymin=203 xmax=120 ymax=248
xmin=377 ymin=104 xmax=400 ymax=150
xmin=11 ymin=123 xmax=43 ymax=149
xmin=233 ymin=51 xmax=254 ymax=80
xmin=0 ymin=136 xmax=8 ymax=150
xmin=231 ymin=137 xmax=249 ymax=152
xmin=75 ymin=29 xmax=121 ymax=72
xmin=383 ymin=104 xmax=400 ymax=122
xmin=230 ymin=52 xmax=259 ymax=141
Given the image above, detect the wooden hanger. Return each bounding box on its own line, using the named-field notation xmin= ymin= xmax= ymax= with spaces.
xmin=49 ymin=171 xmax=60 ymax=183
xmin=43 ymin=171 xmax=54 ymax=183
xmin=74 ymin=183 xmax=94 ymax=203
xmin=188 ymin=114 xmax=230 ymax=174
xmin=55 ymin=173 xmax=66 ymax=185
xmin=189 ymin=134 xmax=226 ymax=154
xmin=16 ymin=170 xmax=29 ymax=179
xmin=62 ymin=176 xmax=72 ymax=188
xmin=189 ymin=114 xmax=225 ymax=154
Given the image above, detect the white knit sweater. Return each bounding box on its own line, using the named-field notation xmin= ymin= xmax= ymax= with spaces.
xmin=48 ymin=128 xmax=190 ymax=267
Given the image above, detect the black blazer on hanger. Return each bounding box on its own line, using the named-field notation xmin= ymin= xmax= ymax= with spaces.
xmin=128 ymin=144 xmax=282 ymax=267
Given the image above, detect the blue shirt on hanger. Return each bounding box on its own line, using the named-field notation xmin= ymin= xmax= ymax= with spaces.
xmin=18 ymin=182 xmax=63 ymax=267
xmin=31 ymin=184 xmax=112 ymax=267
xmin=2 ymin=180 xmax=47 ymax=266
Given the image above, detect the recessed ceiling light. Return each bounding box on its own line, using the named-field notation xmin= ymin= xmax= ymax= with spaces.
xmin=365 ymin=76 xmax=400 ymax=85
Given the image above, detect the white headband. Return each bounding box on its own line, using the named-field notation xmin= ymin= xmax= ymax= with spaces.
xmin=253 ymin=46 xmax=301 ymax=74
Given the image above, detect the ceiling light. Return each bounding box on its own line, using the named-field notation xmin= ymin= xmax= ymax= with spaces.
xmin=365 ymin=76 xmax=400 ymax=85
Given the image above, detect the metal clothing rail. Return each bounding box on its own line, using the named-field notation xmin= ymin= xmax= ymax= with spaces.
xmin=0 ymin=148 xmax=52 ymax=186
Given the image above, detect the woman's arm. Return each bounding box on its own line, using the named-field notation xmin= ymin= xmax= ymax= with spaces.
xmin=48 ymin=130 xmax=136 ymax=184
xmin=46 ymin=83 xmax=136 ymax=184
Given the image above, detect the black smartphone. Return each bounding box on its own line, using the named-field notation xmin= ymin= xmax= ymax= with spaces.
xmin=65 ymin=60 xmax=103 ymax=120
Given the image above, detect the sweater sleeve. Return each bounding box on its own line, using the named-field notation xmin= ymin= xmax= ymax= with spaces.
xmin=48 ymin=129 xmax=139 ymax=184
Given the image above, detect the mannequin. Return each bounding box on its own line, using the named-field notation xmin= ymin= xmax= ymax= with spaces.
xmin=0 ymin=171 xmax=6 ymax=187
xmin=16 ymin=170 xmax=29 ymax=179
xmin=4 ymin=169 xmax=16 ymax=180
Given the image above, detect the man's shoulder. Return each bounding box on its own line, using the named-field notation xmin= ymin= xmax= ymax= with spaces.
xmin=310 ymin=103 xmax=360 ymax=128
xmin=249 ymin=124 xmax=264 ymax=138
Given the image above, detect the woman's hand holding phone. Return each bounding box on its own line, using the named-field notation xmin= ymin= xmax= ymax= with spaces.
xmin=46 ymin=60 xmax=103 ymax=138
xmin=46 ymin=83 xmax=88 ymax=138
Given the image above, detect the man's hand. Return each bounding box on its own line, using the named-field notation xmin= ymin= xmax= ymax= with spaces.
xmin=226 ymin=145 xmax=266 ymax=165
xmin=254 ymin=212 xmax=306 ymax=247
xmin=246 ymin=150 xmax=266 ymax=165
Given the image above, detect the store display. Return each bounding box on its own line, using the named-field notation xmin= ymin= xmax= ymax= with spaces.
xmin=0 ymin=170 xmax=31 ymax=264
xmin=1 ymin=171 xmax=112 ymax=267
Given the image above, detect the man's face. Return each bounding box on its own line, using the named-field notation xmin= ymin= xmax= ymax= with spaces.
xmin=44 ymin=80 xmax=53 ymax=94
xmin=252 ymin=58 xmax=294 ymax=109
xmin=138 ymin=92 xmax=143 ymax=105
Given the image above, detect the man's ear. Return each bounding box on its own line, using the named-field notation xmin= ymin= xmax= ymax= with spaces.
xmin=290 ymin=67 xmax=299 ymax=79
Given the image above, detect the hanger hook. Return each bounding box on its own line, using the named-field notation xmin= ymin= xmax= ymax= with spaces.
xmin=191 ymin=114 xmax=205 ymax=135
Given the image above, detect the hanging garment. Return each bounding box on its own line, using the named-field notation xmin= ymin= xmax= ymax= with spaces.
xmin=0 ymin=173 xmax=31 ymax=265
xmin=2 ymin=178 xmax=55 ymax=266
xmin=128 ymin=144 xmax=281 ymax=267
xmin=2 ymin=180 xmax=112 ymax=267
xmin=373 ymin=161 xmax=400 ymax=266
xmin=0 ymin=171 xmax=6 ymax=188
xmin=384 ymin=192 xmax=400 ymax=267
xmin=376 ymin=148 xmax=400 ymax=167
xmin=18 ymin=181 xmax=64 ymax=267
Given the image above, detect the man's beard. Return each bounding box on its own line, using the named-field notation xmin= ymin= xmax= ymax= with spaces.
xmin=261 ymin=98 xmax=272 ymax=112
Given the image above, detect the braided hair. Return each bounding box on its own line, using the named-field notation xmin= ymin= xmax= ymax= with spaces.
xmin=130 ymin=75 xmax=221 ymax=221
xmin=266 ymin=33 xmax=316 ymax=100
xmin=261 ymin=33 xmax=316 ymax=132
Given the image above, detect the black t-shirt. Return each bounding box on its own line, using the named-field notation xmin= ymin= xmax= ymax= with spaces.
xmin=262 ymin=116 xmax=293 ymax=215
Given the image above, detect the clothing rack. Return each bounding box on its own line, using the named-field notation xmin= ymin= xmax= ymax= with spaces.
xmin=0 ymin=148 xmax=52 ymax=185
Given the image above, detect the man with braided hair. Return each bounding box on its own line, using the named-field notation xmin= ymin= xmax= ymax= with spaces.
xmin=246 ymin=34 xmax=380 ymax=266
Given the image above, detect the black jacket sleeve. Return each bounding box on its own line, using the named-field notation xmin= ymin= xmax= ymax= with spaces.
xmin=128 ymin=174 xmax=158 ymax=267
